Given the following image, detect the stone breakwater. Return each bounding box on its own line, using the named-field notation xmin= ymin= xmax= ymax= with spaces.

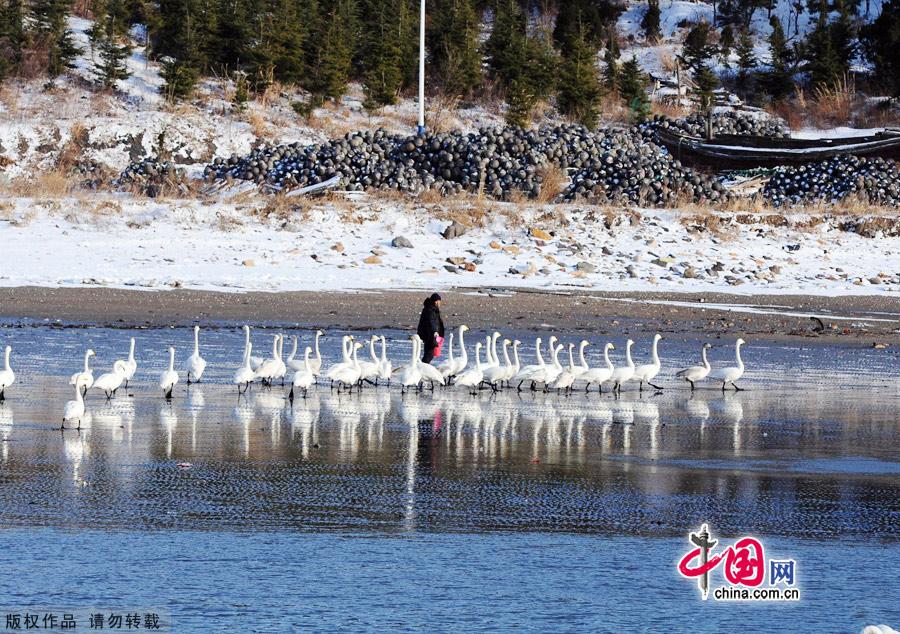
xmin=763 ymin=155 xmax=900 ymax=208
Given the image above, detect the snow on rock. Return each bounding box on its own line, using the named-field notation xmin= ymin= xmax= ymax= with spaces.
xmin=0 ymin=196 xmax=897 ymax=296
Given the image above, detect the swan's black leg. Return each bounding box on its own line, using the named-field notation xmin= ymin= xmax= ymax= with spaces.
xmin=649 ymin=382 xmax=663 ymax=390
xmin=732 ymin=382 xmax=744 ymax=391
xmin=689 ymin=381 xmax=695 ymax=392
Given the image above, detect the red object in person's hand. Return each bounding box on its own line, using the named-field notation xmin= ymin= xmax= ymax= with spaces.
xmin=434 ymin=335 xmax=444 ymax=358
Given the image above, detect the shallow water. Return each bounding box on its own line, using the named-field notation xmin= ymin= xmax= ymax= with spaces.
xmin=0 ymin=325 xmax=898 ymax=632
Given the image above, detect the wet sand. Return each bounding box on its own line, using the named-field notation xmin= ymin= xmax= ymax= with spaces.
xmin=1 ymin=285 xmax=899 ymax=343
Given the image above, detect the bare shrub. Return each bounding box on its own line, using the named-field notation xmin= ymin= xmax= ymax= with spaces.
xmin=535 ymin=164 xmax=568 ymax=203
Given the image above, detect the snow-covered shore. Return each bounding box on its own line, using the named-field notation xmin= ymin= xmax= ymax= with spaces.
xmin=1 ymin=196 xmax=897 ymax=296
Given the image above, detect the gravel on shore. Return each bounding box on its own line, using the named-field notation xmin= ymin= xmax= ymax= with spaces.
xmin=0 ymin=286 xmax=898 ymax=345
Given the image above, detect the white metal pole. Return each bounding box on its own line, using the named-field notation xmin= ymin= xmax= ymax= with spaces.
xmin=417 ymin=0 xmax=426 ymax=136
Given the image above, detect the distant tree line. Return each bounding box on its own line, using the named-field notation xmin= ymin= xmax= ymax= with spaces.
xmin=0 ymin=0 xmax=897 ymax=127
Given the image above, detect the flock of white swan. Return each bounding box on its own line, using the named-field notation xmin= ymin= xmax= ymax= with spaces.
xmin=0 ymin=325 xmax=748 ymax=430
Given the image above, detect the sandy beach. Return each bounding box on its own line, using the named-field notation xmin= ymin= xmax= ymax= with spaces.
xmin=1 ymin=285 xmax=898 ymax=344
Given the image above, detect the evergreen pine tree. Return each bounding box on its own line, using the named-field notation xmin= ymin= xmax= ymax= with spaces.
xmin=430 ymin=0 xmax=482 ymax=98
xmin=0 ymin=0 xmax=27 ymax=77
xmin=736 ymin=28 xmax=756 ymax=79
xmin=306 ymin=0 xmax=356 ymax=100
xmin=861 ymin=0 xmax=900 ymax=96
xmin=485 ymin=0 xmax=526 ymax=85
xmin=505 ymin=76 xmax=535 ymax=127
xmin=362 ymin=0 xmax=405 ymax=108
xmin=232 ymin=69 xmax=249 ymax=111
xmin=680 ymin=22 xmax=719 ymax=109
xmin=805 ymin=2 xmax=844 ymax=89
xmin=557 ymin=21 xmax=602 ymax=128
xmin=554 ymin=0 xmax=623 ymax=50
xmin=641 ymin=0 xmax=662 ymax=43
xmin=602 ymin=25 xmax=620 ymax=92
xmin=763 ymin=16 xmax=793 ymax=99
xmin=31 ymin=0 xmax=81 ymax=76
xmin=91 ymin=0 xmax=132 ymax=89
xmin=618 ymin=55 xmax=650 ymax=120
xmin=719 ymin=24 xmax=734 ymax=66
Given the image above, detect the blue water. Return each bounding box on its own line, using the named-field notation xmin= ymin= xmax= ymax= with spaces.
xmin=0 ymin=324 xmax=897 ymax=632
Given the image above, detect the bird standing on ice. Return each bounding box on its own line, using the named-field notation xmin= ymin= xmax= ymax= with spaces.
xmin=675 ymin=343 xmax=712 ymax=391
xmin=62 ymin=378 xmax=87 ymax=430
xmin=70 ymin=349 xmax=96 ymax=395
xmin=632 ymin=334 xmax=664 ymax=392
xmin=93 ymin=360 xmax=128 ymax=399
xmin=709 ymin=338 xmax=746 ymax=391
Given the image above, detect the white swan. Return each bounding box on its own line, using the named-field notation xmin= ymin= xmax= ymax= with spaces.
xmin=289 ymin=347 xmax=316 ymax=402
xmin=573 ymin=340 xmax=590 ymax=378
xmin=185 ymin=325 xmax=207 ymax=384
xmin=309 ymin=330 xmax=325 ymax=375
xmin=543 ymin=340 xmax=563 ymax=384
xmin=377 ymin=336 xmax=392 ymax=384
xmin=357 ymin=335 xmax=381 ymax=385
xmin=0 ymin=346 xmax=14 ymax=401
xmin=332 ymin=342 xmax=363 ymax=391
xmin=325 ymin=335 xmax=355 ymax=384
xmin=483 ymin=339 xmax=511 ymax=389
xmin=452 ymin=325 xmax=470 ymax=376
xmin=436 ymin=332 xmax=456 ymax=378
xmin=255 ymin=335 xmax=283 ymax=386
xmin=62 ymin=379 xmax=87 ymax=430
xmin=676 ymin=343 xmax=712 ymax=391
xmin=243 ymin=326 xmax=264 ymax=371
xmin=70 ymin=349 xmax=96 ymax=395
xmin=159 ymin=347 xmax=179 ymax=399
xmin=550 ymin=343 xmax=577 ymax=394
xmin=581 ymin=343 xmax=615 ymax=392
xmin=486 ymin=332 xmax=502 ymax=369
xmin=455 ymin=342 xmax=484 ymax=395
xmin=120 ymin=338 xmax=137 ymax=388
xmin=416 ymin=335 xmax=446 ymax=387
xmin=93 ymin=360 xmax=128 ymax=399
xmin=709 ymin=338 xmax=746 ymax=391
xmin=273 ymin=334 xmax=287 ymax=385
xmin=400 ymin=337 xmax=423 ymax=393
xmin=233 ymin=341 xmax=256 ymax=394
xmin=514 ymin=337 xmax=545 ymax=390
xmin=286 ymin=335 xmax=303 ymax=372
xmin=632 ymin=333 xmax=663 ymax=391
xmin=610 ymin=339 xmax=635 ymax=394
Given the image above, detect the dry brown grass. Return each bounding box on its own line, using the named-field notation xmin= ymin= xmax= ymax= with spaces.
xmin=428 ymin=94 xmax=463 ymax=134
xmin=809 ymin=75 xmax=857 ymax=127
xmin=535 ymin=164 xmax=568 ymax=203
xmin=651 ymin=99 xmax=690 ymax=120
xmin=4 ymin=170 xmax=75 ymax=197
xmin=247 ymin=111 xmax=270 ymax=139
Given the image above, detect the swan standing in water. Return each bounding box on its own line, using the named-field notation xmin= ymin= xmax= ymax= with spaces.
xmin=0 ymin=346 xmax=14 ymax=401
xmin=400 ymin=337 xmax=423 ymax=394
xmin=309 ymin=330 xmax=325 ymax=376
xmin=675 ymin=343 xmax=712 ymax=391
xmin=514 ymin=337 xmax=545 ymax=391
xmin=243 ymin=326 xmax=264 ymax=371
xmin=159 ymin=347 xmax=179 ymax=399
xmin=289 ymin=347 xmax=316 ymax=403
xmin=550 ymin=343 xmax=577 ymax=394
xmin=377 ymin=336 xmax=392 ymax=385
xmin=119 ymin=338 xmax=137 ymax=389
xmin=455 ymin=342 xmax=484 ymax=395
xmin=185 ymin=326 xmax=207 ymax=385
xmin=93 ymin=360 xmax=128 ymax=399
xmin=233 ymin=342 xmax=256 ymax=394
xmin=632 ymin=334 xmax=664 ymax=392
xmin=62 ymin=378 xmax=88 ymax=430
xmin=610 ymin=339 xmax=635 ymax=394
xmin=415 ymin=335 xmax=446 ymax=388
xmin=581 ymin=343 xmax=615 ymax=393
xmin=70 ymin=349 xmax=96 ymax=396
xmin=709 ymin=338 xmax=746 ymax=391
xmin=436 ymin=332 xmax=456 ymax=379
xmin=273 ymin=334 xmax=287 ymax=385
xmin=483 ymin=339 xmax=511 ymax=390
xmin=255 ymin=335 xmax=283 ymax=387
xmin=286 ymin=336 xmax=303 ymax=372
xmin=357 ymin=336 xmax=381 ymax=385
xmin=332 ymin=342 xmax=364 ymax=392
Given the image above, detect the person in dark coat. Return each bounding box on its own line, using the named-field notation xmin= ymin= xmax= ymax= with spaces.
xmin=417 ymin=293 xmax=445 ymax=363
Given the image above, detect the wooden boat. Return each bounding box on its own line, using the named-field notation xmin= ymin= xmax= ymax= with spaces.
xmin=654 ymin=127 xmax=900 ymax=170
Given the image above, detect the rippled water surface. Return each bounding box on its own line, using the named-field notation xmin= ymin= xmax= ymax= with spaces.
xmin=0 ymin=325 xmax=898 ymax=632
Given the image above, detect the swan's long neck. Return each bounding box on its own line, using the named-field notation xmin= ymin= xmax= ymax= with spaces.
xmin=553 ymin=345 xmax=562 ymax=370
xmin=579 ymin=342 xmax=589 ymax=370
xmin=702 ymin=346 xmax=710 ymax=370
xmin=342 ymin=337 xmax=351 ymax=362
xmin=75 ymin=382 xmax=83 ymax=404
xmin=315 ymin=332 xmax=322 ymax=361
xmin=3 ymin=347 xmax=10 ymax=371
xmin=243 ymin=343 xmax=252 ymax=369
xmin=625 ymin=342 xmax=634 ymax=369
xmin=352 ymin=345 xmax=360 ymax=369
xmin=193 ymin=328 xmax=200 ymax=354
xmin=380 ymin=337 xmax=388 ymax=362
xmin=369 ymin=336 xmax=378 ymax=362
xmin=83 ymin=351 xmax=91 ymax=372
xmin=244 ymin=327 xmax=251 ymax=356
xmin=304 ymin=348 xmax=312 ymax=372
xmin=491 ymin=334 xmax=500 ymax=364
xmin=485 ymin=336 xmax=493 ymax=364
xmin=128 ymin=338 xmax=135 ymax=362
xmin=272 ymin=336 xmax=280 ymax=358
xmin=475 ymin=345 xmax=482 ymax=371
xmin=447 ymin=333 xmax=455 ymax=362
xmin=410 ymin=339 xmax=418 ymax=363
xmin=168 ymin=348 xmax=175 ymax=371
xmin=735 ymin=341 xmax=744 ymax=370
xmin=289 ymin=336 xmax=298 ymax=361
xmin=604 ymin=345 xmax=613 ymax=370
xmin=458 ymin=327 xmax=466 ymax=357
xmin=512 ymin=343 xmax=521 ymax=371
xmin=535 ymin=339 xmax=544 ymax=366
xmin=277 ymin=335 xmax=284 ymax=361
xmin=568 ymin=345 xmax=576 ymax=371
xmin=502 ymin=341 xmax=512 ymax=368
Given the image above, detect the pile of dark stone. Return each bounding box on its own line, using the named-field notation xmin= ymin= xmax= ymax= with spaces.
xmin=762 ymin=155 xmax=900 ymax=207
xmin=117 ymin=158 xmax=188 ymax=197
xmin=69 ymin=158 xmax=107 ymax=190
xmin=650 ymin=111 xmax=790 ymax=138
xmin=204 ymin=122 xmax=737 ymax=205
